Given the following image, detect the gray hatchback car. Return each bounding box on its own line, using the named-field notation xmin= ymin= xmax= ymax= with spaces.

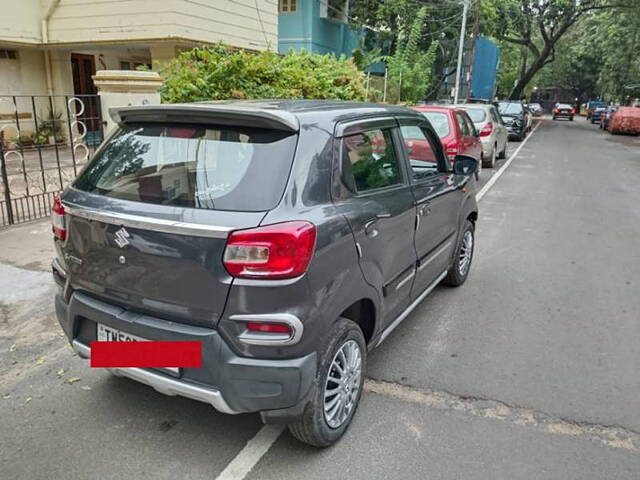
xmin=52 ymin=100 xmax=478 ymax=446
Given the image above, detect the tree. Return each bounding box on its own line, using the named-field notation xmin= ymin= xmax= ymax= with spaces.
xmin=386 ymin=7 xmax=440 ymax=103
xmin=591 ymin=8 xmax=640 ymax=102
xmin=486 ymin=0 xmax=632 ymax=99
xmin=350 ymin=0 xmax=468 ymax=100
xmin=531 ymin=25 xmax=602 ymax=102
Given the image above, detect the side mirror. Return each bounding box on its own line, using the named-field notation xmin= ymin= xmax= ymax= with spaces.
xmin=453 ymin=155 xmax=478 ymax=175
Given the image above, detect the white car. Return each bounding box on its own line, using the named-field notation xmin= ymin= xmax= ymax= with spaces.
xmin=457 ymin=104 xmax=508 ymax=168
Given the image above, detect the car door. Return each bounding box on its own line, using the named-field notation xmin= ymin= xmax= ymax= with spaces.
xmin=458 ymin=111 xmax=482 ymax=161
xmin=396 ymin=117 xmax=461 ymax=297
xmin=336 ymin=119 xmax=418 ymax=327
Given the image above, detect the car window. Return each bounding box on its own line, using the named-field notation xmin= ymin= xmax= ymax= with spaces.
xmin=456 ymin=112 xmax=471 ymax=136
xmin=465 ymin=108 xmax=486 ymax=123
xmin=421 ymin=112 xmax=450 ymax=138
xmin=74 ymin=124 xmax=297 ymax=212
xmin=463 ymin=113 xmax=477 ymax=136
xmin=498 ymin=102 xmax=524 ymax=115
xmin=399 ymin=125 xmax=440 ymax=181
xmin=342 ymin=128 xmax=402 ymax=193
xmin=490 ymin=107 xmax=502 ymax=124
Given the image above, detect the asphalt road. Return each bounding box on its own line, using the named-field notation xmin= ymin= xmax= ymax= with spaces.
xmin=1 ymin=117 xmax=639 ymax=479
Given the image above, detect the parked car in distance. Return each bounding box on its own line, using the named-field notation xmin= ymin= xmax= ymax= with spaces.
xmin=497 ymin=101 xmax=529 ymax=141
xmin=457 ymin=104 xmax=508 ymax=168
xmin=608 ymin=106 xmax=640 ymax=135
xmin=527 ymin=103 xmax=543 ymax=116
xmin=590 ymin=106 xmax=608 ymax=124
xmin=411 ymin=105 xmax=483 ymax=177
xmin=586 ymin=100 xmax=607 ymax=120
xmin=552 ymin=103 xmax=575 ymax=121
xmin=599 ymin=106 xmax=618 ymax=130
xmin=52 ymin=100 xmax=479 ymax=447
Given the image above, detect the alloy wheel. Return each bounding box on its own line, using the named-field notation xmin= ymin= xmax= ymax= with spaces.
xmin=458 ymin=230 xmax=474 ymax=276
xmin=323 ymin=340 xmax=363 ymax=429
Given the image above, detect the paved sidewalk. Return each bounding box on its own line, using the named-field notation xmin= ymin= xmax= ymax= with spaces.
xmin=0 ymin=218 xmax=54 ymax=271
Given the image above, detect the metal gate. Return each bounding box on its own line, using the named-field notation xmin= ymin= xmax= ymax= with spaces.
xmin=0 ymin=95 xmax=103 ymax=226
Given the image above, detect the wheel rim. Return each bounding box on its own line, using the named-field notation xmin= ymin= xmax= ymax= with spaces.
xmin=323 ymin=339 xmax=362 ymax=429
xmin=458 ymin=230 xmax=473 ymax=276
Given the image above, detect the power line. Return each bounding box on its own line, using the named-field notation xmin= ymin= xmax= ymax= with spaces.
xmin=253 ymin=0 xmax=272 ymax=48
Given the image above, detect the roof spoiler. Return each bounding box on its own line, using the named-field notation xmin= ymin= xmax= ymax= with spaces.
xmin=110 ymin=104 xmax=300 ymax=132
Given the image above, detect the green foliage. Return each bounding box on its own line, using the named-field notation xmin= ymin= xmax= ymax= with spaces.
xmin=385 ymin=7 xmax=440 ymax=103
xmin=160 ymin=44 xmax=367 ymax=103
xmin=590 ymin=8 xmax=640 ymax=102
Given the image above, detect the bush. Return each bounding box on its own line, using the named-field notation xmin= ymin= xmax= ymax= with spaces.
xmin=160 ymin=44 xmax=367 ymax=103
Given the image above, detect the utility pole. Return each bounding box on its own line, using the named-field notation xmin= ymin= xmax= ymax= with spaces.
xmin=453 ymin=0 xmax=470 ymax=104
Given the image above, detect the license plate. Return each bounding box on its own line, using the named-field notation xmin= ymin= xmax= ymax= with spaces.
xmin=96 ymin=324 xmax=179 ymax=374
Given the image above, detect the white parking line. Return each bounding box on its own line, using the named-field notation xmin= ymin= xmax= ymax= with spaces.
xmin=476 ymin=120 xmax=543 ymax=202
xmin=215 ymin=424 xmax=285 ymax=480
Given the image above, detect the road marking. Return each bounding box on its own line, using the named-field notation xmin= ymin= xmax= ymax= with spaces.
xmin=215 ymin=424 xmax=285 ymax=480
xmin=476 ymin=120 xmax=543 ymax=202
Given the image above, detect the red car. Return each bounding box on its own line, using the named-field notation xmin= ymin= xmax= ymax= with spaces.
xmin=410 ymin=105 xmax=483 ymax=174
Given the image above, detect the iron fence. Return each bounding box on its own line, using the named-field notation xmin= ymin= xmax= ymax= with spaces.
xmin=0 ymin=94 xmax=103 ymax=226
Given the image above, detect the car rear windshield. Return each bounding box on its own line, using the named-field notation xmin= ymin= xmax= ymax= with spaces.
xmin=498 ymin=102 xmax=524 ymax=115
xmin=421 ymin=112 xmax=451 ymax=137
xmin=558 ymin=104 xmax=573 ymax=109
xmin=74 ymin=124 xmax=297 ymax=212
xmin=464 ymin=108 xmax=487 ymax=123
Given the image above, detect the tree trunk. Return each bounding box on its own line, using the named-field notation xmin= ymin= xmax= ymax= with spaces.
xmin=509 ymin=44 xmax=552 ymax=100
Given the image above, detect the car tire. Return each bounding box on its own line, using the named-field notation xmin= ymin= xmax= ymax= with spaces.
xmin=570 ymin=117 xmax=574 ymax=121
xmin=553 ymin=116 xmax=557 ymax=120
xmin=444 ymin=220 xmax=475 ymax=287
xmin=498 ymin=142 xmax=507 ymax=159
xmin=287 ymin=317 xmax=366 ymax=447
xmin=482 ymin=145 xmax=496 ymax=168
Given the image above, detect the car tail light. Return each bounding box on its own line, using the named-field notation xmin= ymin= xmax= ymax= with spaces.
xmin=479 ymin=122 xmax=493 ymax=137
xmin=223 ymin=221 xmax=316 ymax=279
xmin=554 ymin=108 xmax=560 ymax=114
xmin=246 ymin=322 xmax=292 ymax=335
xmin=446 ymin=142 xmax=458 ymax=161
xmin=571 ymin=109 xmax=575 ymax=114
xmin=51 ymin=194 xmax=66 ymax=240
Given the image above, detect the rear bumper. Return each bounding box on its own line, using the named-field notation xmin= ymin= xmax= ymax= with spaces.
xmin=71 ymin=340 xmax=237 ymax=413
xmin=56 ymin=291 xmax=317 ymax=417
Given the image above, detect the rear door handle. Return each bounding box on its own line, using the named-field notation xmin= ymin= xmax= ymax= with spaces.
xmin=418 ymin=204 xmax=431 ymax=216
xmin=364 ymin=219 xmax=379 ymax=238
xmin=364 ymin=212 xmax=391 ymax=238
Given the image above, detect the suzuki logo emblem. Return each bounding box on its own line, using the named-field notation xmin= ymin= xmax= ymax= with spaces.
xmin=114 ymin=227 xmax=131 ymax=249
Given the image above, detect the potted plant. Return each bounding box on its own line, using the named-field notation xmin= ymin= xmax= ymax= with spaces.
xmin=39 ymin=110 xmax=65 ymax=145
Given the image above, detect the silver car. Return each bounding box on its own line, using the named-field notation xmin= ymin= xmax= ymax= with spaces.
xmin=457 ymin=104 xmax=508 ymax=168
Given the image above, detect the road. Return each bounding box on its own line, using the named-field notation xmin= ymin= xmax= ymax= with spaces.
xmin=1 ymin=117 xmax=639 ymax=479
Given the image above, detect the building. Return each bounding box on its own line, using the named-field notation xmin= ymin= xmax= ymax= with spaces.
xmin=278 ymin=0 xmax=362 ymax=57
xmin=0 ymin=0 xmax=278 ymax=99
